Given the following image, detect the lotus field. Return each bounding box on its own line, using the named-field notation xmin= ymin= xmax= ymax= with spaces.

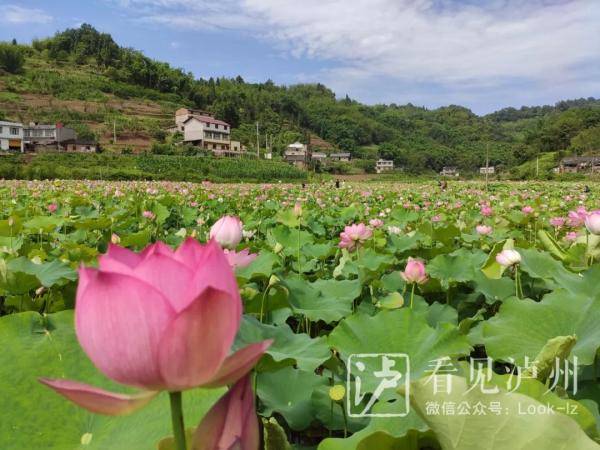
xmin=2 ymin=179 xmax=600 ymax=450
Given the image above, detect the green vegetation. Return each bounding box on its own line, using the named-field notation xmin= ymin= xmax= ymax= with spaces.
xmin=0 ymin=153 xmax=306 ymax=182
xmin=1 ymin=24 xmax=599 ymax=176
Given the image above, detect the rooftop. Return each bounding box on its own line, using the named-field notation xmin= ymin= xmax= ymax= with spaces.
xmin=183 ymin=115 xmax=230 ymax=127
xmin=0 ymin=120 xmax=23 ymax=127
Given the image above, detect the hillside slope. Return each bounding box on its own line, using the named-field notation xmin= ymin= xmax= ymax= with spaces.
xmin=1 ymin=25 xmax=599 ymax=174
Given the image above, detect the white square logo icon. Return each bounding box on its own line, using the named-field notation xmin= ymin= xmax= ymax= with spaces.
xmin=346 ymin=353 xmax=410 ymax=417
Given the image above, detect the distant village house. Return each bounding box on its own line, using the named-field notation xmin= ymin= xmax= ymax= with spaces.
xmin=479 ymin=166 xmax=495 ymax=174
xmin=440 ymin=166 xmax=460 ymax=177
xmin=177 ymin=108 xmax=247 ymax=157
xmin=556 ymin=156 xmax=600 ymax=174
xmin=284 ymin=142 xmax=308 ymax=169
xmin=329 ymin=152 xmax=351 ymax=162
xmin=375 ymin=159 xmax=394 ymax=173
xmin=0 ymin=120 xmax=24 ymax=152
xmin=23 ymin=123 xmax=78 ymax=151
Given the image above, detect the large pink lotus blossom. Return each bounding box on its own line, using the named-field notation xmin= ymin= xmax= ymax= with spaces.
xmin=521 ymin=206 xmax=534 ymax=215
xmin=193 ymin=374 xmax=258 ymax=450
xmin=210 ymin=216 xmax=243 ymax=249
xmin=339 ymin=223 xmax=372 ymax=250
xmin=568 ymin=207 xmax=588 ymax=227
xmin=40 ymin=239 xmax=271 ymax=415
xmin=224 ymin=248 xmax=258 ymax=269
xmin=47 ymin=203 xmax=58 ymax=213
xmin=585 ymin=211 xmax=600 ymax=235
xmin=401 ymin=258 xmax=427 ymax=285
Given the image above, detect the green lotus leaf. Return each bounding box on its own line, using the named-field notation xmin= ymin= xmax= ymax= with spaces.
xmin=408 ymin=375 xmax=600 ymax=450
xmin=481 ymin=290 xmax=600 ymax=367
xmin=234 ymin=315 xmax=331 ymax=372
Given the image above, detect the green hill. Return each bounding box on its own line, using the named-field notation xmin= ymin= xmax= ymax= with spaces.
xmin=1 ymin=24 xmax=599 ymax=175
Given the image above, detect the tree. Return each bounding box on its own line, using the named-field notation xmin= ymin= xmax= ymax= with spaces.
xmin=0 ymin=43 xmax=24 ymax=73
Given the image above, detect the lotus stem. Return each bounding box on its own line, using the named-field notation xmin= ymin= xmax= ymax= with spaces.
xmin=169 ymin=391 xmax=186 ymax=450
xmin=410 ymin=283 xmax=416 ymax=309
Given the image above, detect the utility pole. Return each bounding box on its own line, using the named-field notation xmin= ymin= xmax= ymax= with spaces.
xmin=255 ymin=122 xmax=260 ymax=158
xmin=536 ymin=156 xmax=539 ymax=179
xmin=113 ymin=120 xmax=117 ymax=144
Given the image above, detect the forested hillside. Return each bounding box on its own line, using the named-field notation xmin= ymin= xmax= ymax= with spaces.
xmin=1 ymin=24 xmax=599 ymax=174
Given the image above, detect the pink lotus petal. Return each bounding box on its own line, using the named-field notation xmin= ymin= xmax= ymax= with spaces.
xmin=98 ymin=244 xmax=142 ymax=272
xmin=204 ymin=340 xmax=272 ymax=388
xmin=140 ymin=241 xmax=174 ymax=260
xmin=224 ymin=249 xmax=258 ymax=269
xmin=158 ymin=287 xmax=240 ymax=391
xmin=125 ymin=252 xmax=195 ymax=312
xmin=76 ymin=270 xmax=174 ymax=390
xmin=39 ymin=378 xmax=158 ymax=416
xmin=193 ymin=375 xmax=258 ymax=450
xmin=174 ymin=237 xmax=206 ymax=269
xmin=188 ymin=239 xmax=242 ymax=316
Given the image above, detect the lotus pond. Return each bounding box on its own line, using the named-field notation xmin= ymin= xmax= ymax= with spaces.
xmin=1 ymin=179 xmax=600 ymax=449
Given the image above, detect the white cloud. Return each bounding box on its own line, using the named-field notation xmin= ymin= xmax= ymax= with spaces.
xmin=107 ymin=0 xmax=600 ymax=111
xmin=1 ymin=4 xmax=52 ymax=24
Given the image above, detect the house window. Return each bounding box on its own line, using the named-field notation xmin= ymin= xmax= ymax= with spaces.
xmin=0 ymin=126 xmax=3 ymax=134
xmin=10 ymin=127 xmax=19 ymax=135
xmin=213 ymin=144 xmax=217 ymax=149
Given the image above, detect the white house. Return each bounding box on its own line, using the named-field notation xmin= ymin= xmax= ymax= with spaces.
xmin=0 ymin=120 xmax=24 ymax=152
xmin=375 ymin=159 xmax=394 ymax=173
xmin=183 ymin=115 xmax=232 ymax=152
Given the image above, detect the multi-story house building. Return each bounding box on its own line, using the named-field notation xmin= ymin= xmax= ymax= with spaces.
xmin=284 ymin=142 xmax=308 ymax=169
xmin=0 ymin=120 xmax=24 ymax=152
xmin=182 ymin=114 xmax=232 ymax=153
xmin=23 ymin=123 xmax=77 ymax=150
xmin=375 ymin=159 xmax=394 ymax=173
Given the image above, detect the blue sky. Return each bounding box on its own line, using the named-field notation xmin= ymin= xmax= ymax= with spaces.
xmin=1 ymin=0 xmax=599 ymax=115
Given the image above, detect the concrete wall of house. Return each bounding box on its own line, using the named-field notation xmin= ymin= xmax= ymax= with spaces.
xmin=183 ymin=119 xmax=205 ymax=142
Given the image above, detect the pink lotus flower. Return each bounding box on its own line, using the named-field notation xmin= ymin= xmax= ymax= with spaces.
xmin=496 ymin=249 xmax=521 ymax=266
xmin=565 ymin=231 xmax=579 ymax=241
xmin=193 ymin=374 xmax=258 ymax=450
xmin=521 ymin=206 xmax=534 ymax=215
xmin=476 ymin=225 xmax=492 ymax=235
xmin=585 ymin=211 xmax=600 ymax=235
xmin=47 ymin=203 xmax=58 ymax=213
xmin=401 ymin=258 xmax=427 ymax=284
xmin=480 ymin=206 xmax=493 ymax=217
xmin=224 ymin=248 xmax=257 ymax=269
xmin=431 ymin=215 xmax=441 ymax=223
xmin=40 ymin=239 xmax=271 ymax=415
xmin=549 ymin=217 xmax=566 ymax=228
xmin=339 ymin=223 xmax=372 ymax=251
xmin=142 ymin=210 xmax=155 ymax=220
xmin=369 ymin=219 xmax=383 ymax=228
xmin=568 ymin=207 xmax=588 ymax=227
xmin=210 ymin=216 xmax=243 ymax=249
